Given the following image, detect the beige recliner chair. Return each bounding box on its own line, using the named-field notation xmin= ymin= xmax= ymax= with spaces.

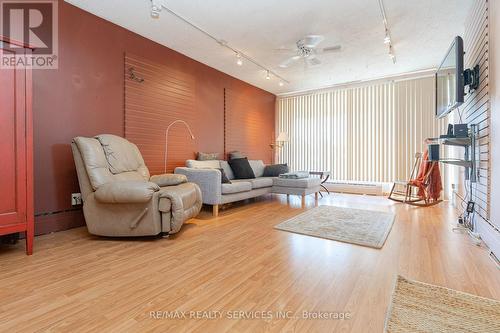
xmin=71 ymin=134 xmax=202 ymax=237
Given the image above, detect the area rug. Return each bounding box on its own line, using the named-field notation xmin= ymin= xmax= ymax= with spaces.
xmin=274 ymin=205 xmax=395 ymax=248
xmin=385 ymin=275 xmax=500 ymax=333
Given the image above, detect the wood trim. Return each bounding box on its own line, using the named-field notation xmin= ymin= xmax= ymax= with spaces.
xmin=0 ymin=35 xmax=36 ymax=50
xmin=34 ymin=210 xmax=85 ymax=236
xmin=458 ymin=0 xmax=492 ymax=227
xmin=25 ymin=48 xmax=34 ymax=254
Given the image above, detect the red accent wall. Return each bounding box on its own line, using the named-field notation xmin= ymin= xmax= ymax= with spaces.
xmin=225 ymin=89 xmax=275 ymax=163
xmin=32 ymin=1 xmax=275 ymax=234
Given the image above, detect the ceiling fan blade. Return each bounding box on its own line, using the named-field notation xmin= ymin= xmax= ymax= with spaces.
xmin=300 ymin=35 xmax=325 ymax=48
xmin=279 ymin=55 xmax=301 ymax=68
xmin=273 ymin=48 xmax=296 ymax=53
xmin=319 ymin=45 xmax=342 ymax=53
xmin=307 ymin=56 xmax=322 ymax=66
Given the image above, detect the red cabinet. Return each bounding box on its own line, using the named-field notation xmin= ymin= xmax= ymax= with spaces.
xmin=0 ymin=36 xmax=34 ymax=255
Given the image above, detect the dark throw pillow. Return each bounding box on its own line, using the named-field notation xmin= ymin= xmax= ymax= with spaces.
xmin=228 ymin=158 xmax=255 ymax=179
xmin=217 ymin=168 xmax=231 ymax=184
xmin=263 ymin=164 xmax=289 ymax=177
xmin=197 ymin=152 xmax=219 ymax=161
xmin=228 ymin=151 xmax=245 ymax=160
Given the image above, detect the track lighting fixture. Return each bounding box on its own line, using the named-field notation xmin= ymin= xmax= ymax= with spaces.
xmin=147 ymin=0 xmax=289 ymax=84
xmin=150 ymin=0 xmax=162 ymax=18
xmin=378 ymin=0 xmax=396 ymax=63
xmin=236 ymin=53 xmax=243 ymax=66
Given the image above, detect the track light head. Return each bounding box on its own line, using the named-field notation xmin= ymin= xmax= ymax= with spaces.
xmin=236 ymin=53 xmax=243 ymax=66
xmin=384 ymin=35 xmax=391 ymax=44
xmin=150 ymin=0 xmax=162 ymax=18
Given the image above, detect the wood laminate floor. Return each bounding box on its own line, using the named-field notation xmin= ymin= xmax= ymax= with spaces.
xmin=0 ymin=193 xmax=499 ymax=332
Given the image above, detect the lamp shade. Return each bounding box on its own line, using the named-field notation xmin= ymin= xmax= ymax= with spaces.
xmin=276 ymin=132 xmax=289 ymax=142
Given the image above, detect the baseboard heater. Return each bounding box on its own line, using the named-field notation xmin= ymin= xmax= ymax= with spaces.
xmin=324 ymin=181 xmax=386 ymax=196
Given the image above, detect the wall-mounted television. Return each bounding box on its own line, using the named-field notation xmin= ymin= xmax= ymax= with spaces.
xmin=435 ymin=36 xmax=464 ymax=118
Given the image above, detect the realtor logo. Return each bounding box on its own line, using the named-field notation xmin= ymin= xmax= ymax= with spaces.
xmin=1 ymin=0 xmax=58 ymax=69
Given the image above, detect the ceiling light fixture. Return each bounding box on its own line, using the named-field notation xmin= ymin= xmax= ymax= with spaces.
xmin=148 ymin=0 xmax=288 ymax=84
xmin=279 ymin=81 xmax=284 ymax=87
xmin=378 ymin=0 xmax=396 ymax=64
xmin=236 ymin=53 xmax=243 ymax=66
xmin=383 ymin=30 xmax=391 ymax=44
xmin=150 ymin=0 xmax=162 ymax=18
xmin=266 ymin=71 xmax=271 ymax=80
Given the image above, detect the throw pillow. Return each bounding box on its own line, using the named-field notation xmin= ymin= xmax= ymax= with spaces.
xmin=186 ymin=159 xmax=220 ymax=169
xmin=263 ymin=164 xmax=289 ymax=177
xmin=248 ymin=160 xmax=265 ymax=177
xmin=219 ymin=160 xmax=235 ymax=180
xmin=197 ymin=152 xmax=219 ymax=161
xmin=228 ymin=151 xmax=245 ymax=159
xmin=228 ymin=158 xmax=256 ymax=179
xmin=217 ymin=168 xmax=231 ymax=184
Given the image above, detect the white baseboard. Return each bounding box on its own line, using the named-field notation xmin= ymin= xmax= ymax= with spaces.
xmin=451 ymin=191 xmax=500 ymax=260
xmin=476 ymin=218 xmax=500 ymax=260
xmin=324 ymin=181 xmax=387 ymax=196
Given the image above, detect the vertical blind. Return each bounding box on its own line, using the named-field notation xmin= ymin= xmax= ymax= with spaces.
xmin=277 ymin=76 xmax=447 ymax=183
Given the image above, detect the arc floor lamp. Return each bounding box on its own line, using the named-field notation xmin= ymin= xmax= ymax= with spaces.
xmin=164 ymin=120 xmax=195 ymax=173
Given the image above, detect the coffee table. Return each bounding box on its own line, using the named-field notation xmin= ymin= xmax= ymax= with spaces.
xmin=309 ymin=171 xmax=331 ymax=196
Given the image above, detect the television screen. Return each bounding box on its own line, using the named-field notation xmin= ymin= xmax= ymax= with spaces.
xmin=435 ymin=36 xmax=464 ymax=118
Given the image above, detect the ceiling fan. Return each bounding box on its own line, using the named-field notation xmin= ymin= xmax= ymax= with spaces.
xmin=277 ymin=35 xmax=341 ymax=68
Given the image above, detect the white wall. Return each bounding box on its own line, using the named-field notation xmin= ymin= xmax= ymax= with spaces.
xmin=488 ymin=0 xmax=500 ymax=256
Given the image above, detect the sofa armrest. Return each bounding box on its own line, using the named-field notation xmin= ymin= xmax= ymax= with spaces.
xmin=150 ymin=173 xmax=187 ymax=187
xmin=174 ymin=167 xmax=221 ymax=205
xmin=94 ymin=181 xmax=160 ymax=204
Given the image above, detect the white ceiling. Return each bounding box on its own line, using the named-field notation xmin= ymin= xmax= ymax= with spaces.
xmin=65 ymin=0 xmax=473 ymax=95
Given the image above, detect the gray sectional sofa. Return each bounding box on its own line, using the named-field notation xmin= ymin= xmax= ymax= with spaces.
xmin=175 ymin=159 xmax=274 ymax=216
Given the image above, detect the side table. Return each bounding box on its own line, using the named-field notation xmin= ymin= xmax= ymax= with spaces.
xmin=309 ymin=171 xmax=331 ymax=196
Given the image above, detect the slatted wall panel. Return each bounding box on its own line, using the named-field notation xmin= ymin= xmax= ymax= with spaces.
xmin=277 ymin=77 xmax=446 ymax=184
xmin=225 ymin=89 xmax=274 ymax=163
xmin=125 ymin=54 xmax=197 ymax=174
xmin=455 ymin=0 xmax=493 ymax=230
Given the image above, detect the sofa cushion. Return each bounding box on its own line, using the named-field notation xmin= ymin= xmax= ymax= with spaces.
xmin=197 ymin=152 xmax=219 ymax=161
xmin=228 ymin=158 xmax=255 ymax=179
xmin=217 ymin=168 xmax=231 ymax=184
xmin=95 ymin=134 xmax=146 ymax=175
xmin=263 ymin=164 xmax=289 ymax=177
xmin=248 ymin=160 xmax=265 ymax=177
xmin=219 ymin=160 xmax=235 ymax=180
xmin=228 ymin=151 xmax=245 ymax=159
xmin=94 ymin=181 xmax=160 ymax=204
xmin=186 ymin=159 xmax=220 ymax=169
xmin=74 ymin=137 xmax=114 ymax=190
xmin=150 ymin=174 xmax=187 ymax=187
xmin=234 ymin=177 xmax=273 ymax=189
xmin=273 ymin=177 xmax=322 ymax=188
xmin=221 ymin=181 xmax=252 ymax=194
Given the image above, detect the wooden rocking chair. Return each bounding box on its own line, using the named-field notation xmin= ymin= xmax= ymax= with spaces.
xmin=388 ymin=152 xmax=442 ymax=207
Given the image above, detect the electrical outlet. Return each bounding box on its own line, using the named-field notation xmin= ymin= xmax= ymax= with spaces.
xmin=71 ymin=193 xmax=82 ymax=206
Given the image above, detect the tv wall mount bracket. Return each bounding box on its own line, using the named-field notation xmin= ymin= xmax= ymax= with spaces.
xmin=464 ymin=64 xmax=480 ymax=91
